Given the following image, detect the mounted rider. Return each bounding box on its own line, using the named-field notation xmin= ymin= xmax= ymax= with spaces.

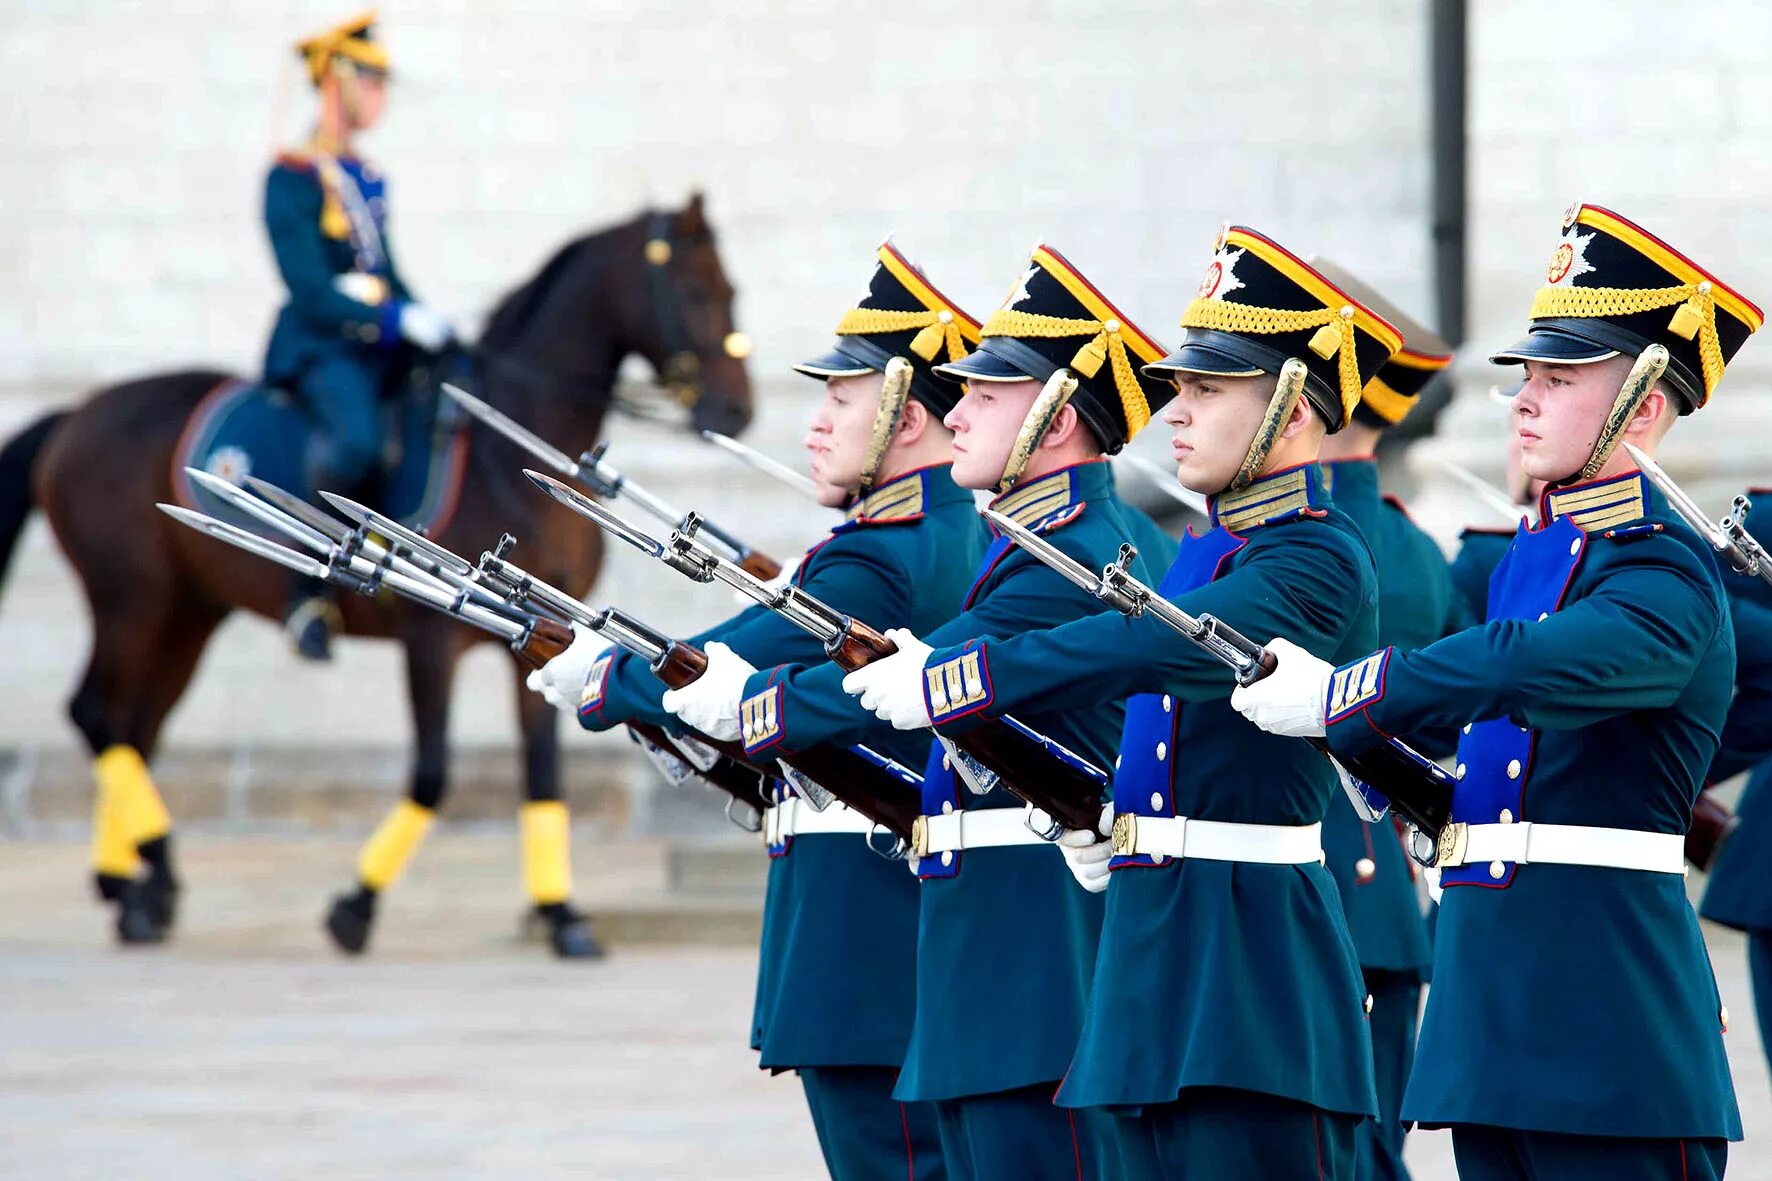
xmin=263 ymin=10 xmax=453 ymax=660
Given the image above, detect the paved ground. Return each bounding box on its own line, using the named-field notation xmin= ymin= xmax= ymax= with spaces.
xmin=3 ymin=834 xmax=1770 ymax=1179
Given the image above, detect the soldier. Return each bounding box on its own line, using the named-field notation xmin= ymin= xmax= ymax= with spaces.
xmin=1309 ymin=260 xmax=1461 ymax=1181
xmin=836 ymin=224 xmax=1397 ymax=1177
xmin=1233 ymin=202 xmax=1757 ymax=1179
xmin=264 ymin=11 xmax=453 ymax=660
xmin=530 ymin=240 xmax=982 ymax=1181
xmin=1698 ymin=486 xmax=1772 ymax=1075
xmin=669 ymin=243 xmax=1175 ymax=1180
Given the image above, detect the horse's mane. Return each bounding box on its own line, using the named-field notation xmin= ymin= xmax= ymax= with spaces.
xmin=480 ymin=213 xmax=640 ymax=349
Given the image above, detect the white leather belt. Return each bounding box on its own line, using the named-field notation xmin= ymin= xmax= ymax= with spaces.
xmin=1111 ymin=813 xmax=1323 ymax=864
xmin=763 ymin=799 xmax=874 ymax=844
xmin=912 ymin=808 xmax=1049 ymax=858
xmin=1441 ymin=821 xmax=1685 ymax=874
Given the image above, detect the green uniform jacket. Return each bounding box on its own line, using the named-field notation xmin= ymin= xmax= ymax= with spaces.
xmin=923 ymin=463 xmax=1381 ymax=1119
xmin=1327 ymin=470 xmax=1741 ymax=1140
xmin=739 ymin=460 xmax=1145 ymax=1102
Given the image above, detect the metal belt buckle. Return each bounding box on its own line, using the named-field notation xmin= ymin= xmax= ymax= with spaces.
xmin=1434 ymin=822 xmax=1469 ymax=868
xmin=1110 ymin=811 xmax=1136 ymax=857
xmin=910 ymin=815 xmax=930 ymax=860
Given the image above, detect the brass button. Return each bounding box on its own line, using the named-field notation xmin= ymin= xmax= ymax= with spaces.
xmin=940 ymin=800 xmax=953 ymax=815
xmin=1456 ymin=763 xmax=1467 ymax=780
xmin=1363 ymin=993 xmax=1374 ymax=1014
xmin=940 ymin=851 xmax=953 ymax=867
xmin=1150 ymin=853 xmax=1166 ymax=865
xmin=942 ymin=754 xmax=951 ymax=771
xmin=1149 ymin=792 xmax=1163 ymax=811
xmin=1114 ymin=755 xmax=1121 ymax=769
xmin=1162 ymin=695 xmax=1172 ymax=712
xmin=1462 ymin=724 xmax=1471 ymax=735
xmin=1499 ymin=809 xmax=1514 ymax=824
xmin=1489 ymin=860 xmax=1505 ymax=879
xmin=1721 ymin=1005 xmax=1730 ymax=1028
xmin=1355 ymin=857 xmax=1376 ymax=881
xmin=1537 ymin=612 xmax=1549 ymax=622
xmin=1569 ymin=539 xmax=1581 ymax=556
xmin=1506 ymin=759 xmax=1522 ymax=780
xmin=1156 ymin=742 xmax=1168 ymax=761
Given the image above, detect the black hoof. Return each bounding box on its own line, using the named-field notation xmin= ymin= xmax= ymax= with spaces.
xmin=546 ymin=907 xmax=605 ymax=960
xmin=115 ymin=883 xmax=166 ymax=945
xmin=324 ymin=888 xmax=376 ymax=955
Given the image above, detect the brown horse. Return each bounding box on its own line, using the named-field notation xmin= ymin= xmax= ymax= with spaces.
xmin=0 ymin=194 xmax=752 ymax=956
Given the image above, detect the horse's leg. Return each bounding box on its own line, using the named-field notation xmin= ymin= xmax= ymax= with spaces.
xmin=67 ymin=605 xmax=181 ymax=945
xmin=513 ymin=655 xmax=603 ymax=960
xmin=322 ymin=620 xmax=464 ymax=955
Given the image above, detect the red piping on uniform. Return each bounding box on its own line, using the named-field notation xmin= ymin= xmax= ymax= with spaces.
xmin=1068 ymin=1108 xmax=1083 ymax=1180
xmin=1313 ymin=1109 xmax=1324 ymax=1179
xmin=898 ymin=1102 xmax=915 ymax=1181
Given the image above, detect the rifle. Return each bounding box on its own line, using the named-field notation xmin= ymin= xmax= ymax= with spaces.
xmin=700 ymin=430 xmax=821 ymax=499
xmin=441 ymin=383 xmax=782 ymax=580
xmin=176 ymin=473 xmax=771 ymax=829
xmin=528 ymin=469 xmax=1111 ymax=837
xmin=982 ymin=508 xmax=1460 ymax=867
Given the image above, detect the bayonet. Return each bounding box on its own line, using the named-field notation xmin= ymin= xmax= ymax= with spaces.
xmin=1628 ymin=444 xmax=1772 ymax=589
xmin=1434 ymin=460 xmax=1538 ymax=529
xmin=700 ymin=430 xmax=821 ymax=499
xmin=1116 ymin=453 xmax=1210 ymax=516
xmin=443 ymin=383 xmax=781 ymax=578
xmin=983 ymin=507 xmax=1457 ymax=865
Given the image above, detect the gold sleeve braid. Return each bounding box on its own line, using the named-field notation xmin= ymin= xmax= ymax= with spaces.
xmin=981 ymin=309 xmax=1151 ymax=436
xmin=1181 ymin=297 xmax=1362 ymax=424
xmin=1530 ymin=282 xmax=1724 ymax=397
xmin=835 ymin=308 xmax=972 ymax=364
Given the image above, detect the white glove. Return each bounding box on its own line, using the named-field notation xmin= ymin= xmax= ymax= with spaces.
xmin=1228 ymin=636 xmax=1333 ymax=738
xmin=332 ymin=272 xmax=388 ymax=304
xmin=660 ymin=641 xmax=756 ymax=742
xmin=525 ymin=624 xmax=613 ymax=714
xmin=1056 ymin=803 xmax=1113 ymax=894
xmin=841 ymin=629 xmax=934 ymax=730
xmin=397 ymin=302 xmax=453 ymax=351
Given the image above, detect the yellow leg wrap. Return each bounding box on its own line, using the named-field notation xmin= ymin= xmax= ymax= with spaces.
xmin=94 ymin=745 xmax=171 ymax=851
xmin=89 ymin=779 xmax=141 ymax=879
xmin=356 ymin=800 xmax=436 ymax=891
xmin=520 ymin=801 xmax=572 ymax=905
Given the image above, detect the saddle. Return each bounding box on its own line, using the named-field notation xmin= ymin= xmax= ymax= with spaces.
xmin=174 ymin=361 xmax=470 ymax=535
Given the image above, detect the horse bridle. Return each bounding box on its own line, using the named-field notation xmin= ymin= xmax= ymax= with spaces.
xmin=642 ymin=211 xmax=707 ymax=413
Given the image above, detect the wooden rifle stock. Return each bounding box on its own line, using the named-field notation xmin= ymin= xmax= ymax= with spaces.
xmin=1686 ymin=789 xmax=1738 ymax=872
xmin=737 ymin=550 xmax=784 ymax=581
xmin=828 ymin=621 xmax=1106 ymax=833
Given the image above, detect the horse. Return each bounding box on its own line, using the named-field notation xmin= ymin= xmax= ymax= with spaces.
xmin=0 ymin=193 xmax=752 ymax=957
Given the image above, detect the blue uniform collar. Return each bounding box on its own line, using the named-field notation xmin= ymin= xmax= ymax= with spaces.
xmin=1208 ymin=462 xmax=1329 ymax=532
xmin=988 ymin=458 xmax=1113 ymax=529
xmin=1540 ymin=470 xmax=1651 ymax=533
xmin=844 ymin=463 xmax=967 ymax=523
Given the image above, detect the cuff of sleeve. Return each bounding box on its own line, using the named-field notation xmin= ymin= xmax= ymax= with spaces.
xmin=925 ymin=640 xmax=994 ymax=729
xmin=740 ymin=670 xmax=789 ymax=754
xmin=1324 ymin=648 xmax=1395 ymax=759
xmin=574 ymin=653 xmax=618 ymax=731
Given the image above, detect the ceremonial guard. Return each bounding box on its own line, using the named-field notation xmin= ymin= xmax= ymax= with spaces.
xmin=1310 ymin=261 xmax=1459 ymax=1181
xmin=264 ymin=11 xmax=453 ymax=659
xmin=1235 ymin=203 xmax=1756 ymax=1179
xmin=532 ymin=241 xmax=984 ymax=1181
xmin=673 ymin=244 xmax=1174 ymax=1179
xmin=1699 ymin=486 xmax=1772 ymax=1075
xmin=840 ymin=225 xmax=1398 ymax=1177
